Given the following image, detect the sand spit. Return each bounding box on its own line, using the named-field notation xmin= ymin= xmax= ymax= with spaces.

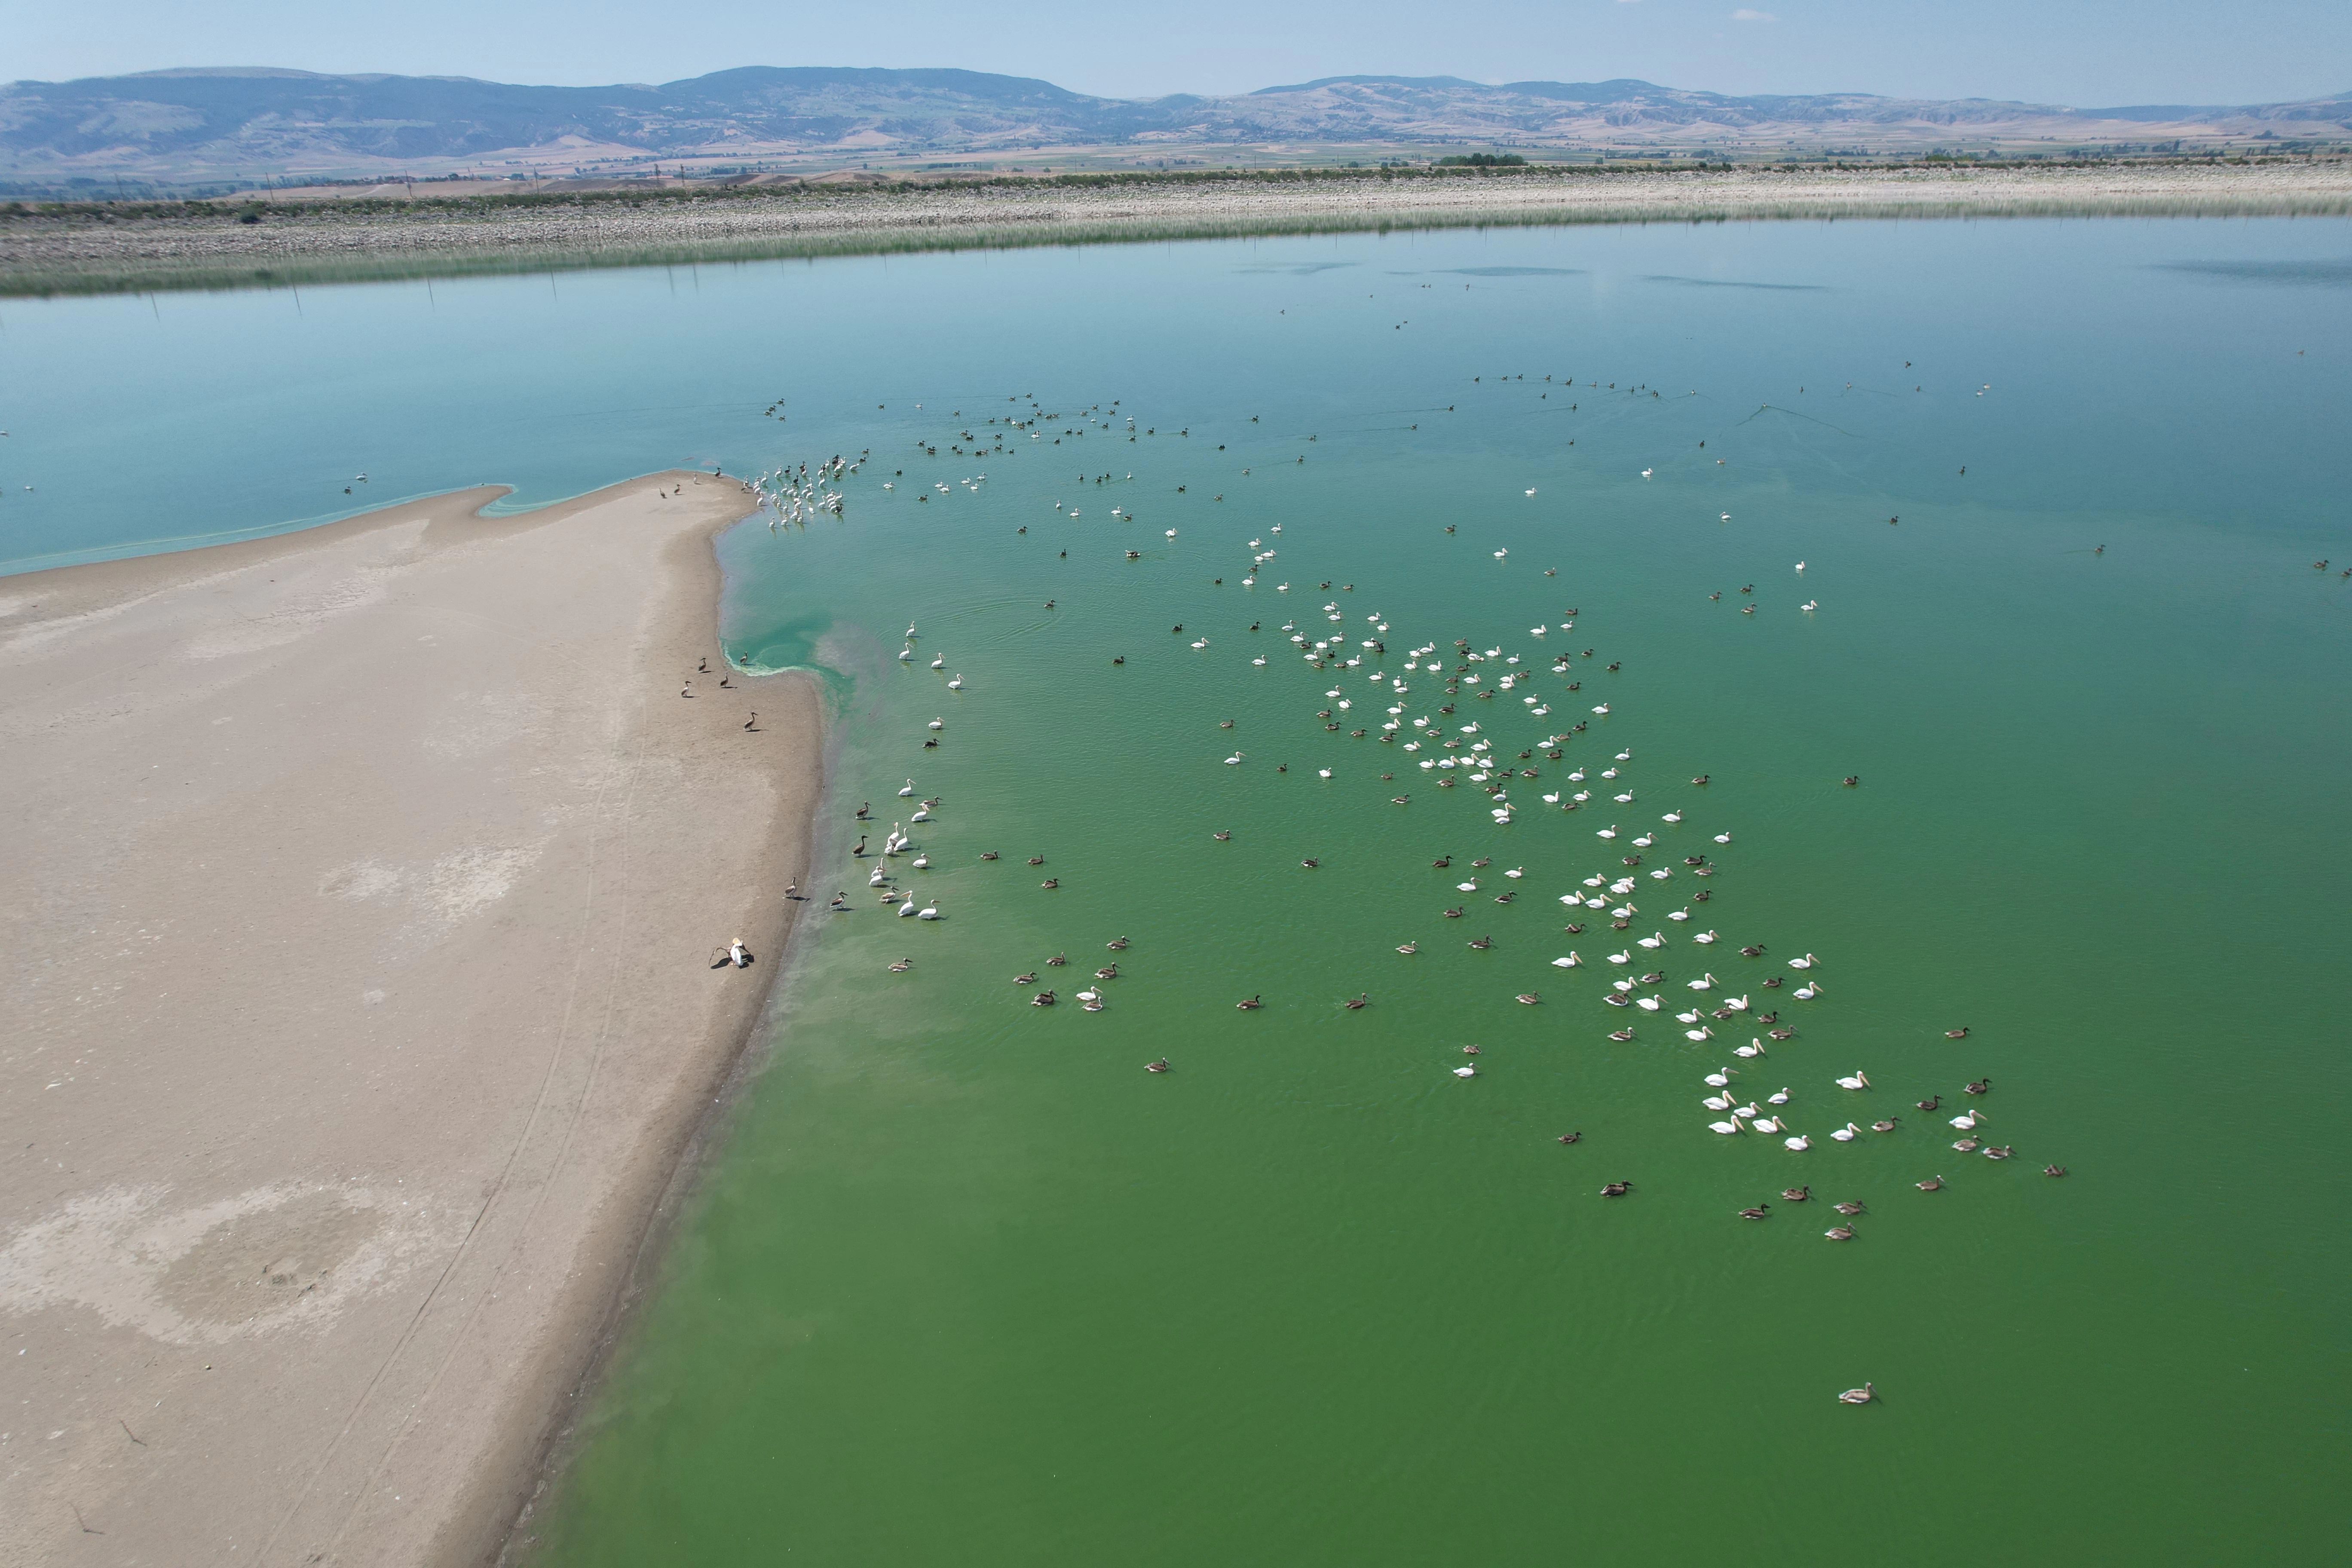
xmin=0 ymin=478 xmax=821 ymax=1565
xmin=6 ymin=162 xmax=2349 ymax=296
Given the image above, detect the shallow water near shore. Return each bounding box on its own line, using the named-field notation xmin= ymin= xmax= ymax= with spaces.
xmin=6 ymin=217 xmax=2351 ymax=1564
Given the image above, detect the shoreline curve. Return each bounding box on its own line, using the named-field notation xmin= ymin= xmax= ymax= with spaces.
xmin=0 ymin=473 xmax=824 ymax=1567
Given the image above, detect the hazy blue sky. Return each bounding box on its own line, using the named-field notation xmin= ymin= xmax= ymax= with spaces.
xmin=6 ymin=0 xmax=2346 ymax=107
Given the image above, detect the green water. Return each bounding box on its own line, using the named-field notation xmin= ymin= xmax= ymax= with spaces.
xmin=6 ymin=220 xmax=2349 ymax=1563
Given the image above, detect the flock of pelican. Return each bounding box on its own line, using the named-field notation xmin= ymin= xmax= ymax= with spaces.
xmin=752 ymin=454 xmax=855 ymax=529
xmin=791 ymin=383 xmax=2075 ymax=1405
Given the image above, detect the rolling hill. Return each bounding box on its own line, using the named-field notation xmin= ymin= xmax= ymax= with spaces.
xmin=3 ymin=65 xmax=2345 ymax=184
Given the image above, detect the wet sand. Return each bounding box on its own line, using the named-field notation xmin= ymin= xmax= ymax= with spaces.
xmin=0 ymin=477 xmax=822 ymax=1565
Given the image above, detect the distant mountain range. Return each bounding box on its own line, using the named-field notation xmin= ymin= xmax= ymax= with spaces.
xmin=3 ymin=66 xmax=2346 ymax=183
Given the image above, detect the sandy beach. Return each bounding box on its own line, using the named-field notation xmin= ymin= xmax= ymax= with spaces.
xmin=0 ymin=478 xmax=822 ymax=1565
xmin=5 ymin=161 xmax=2348 ymax=296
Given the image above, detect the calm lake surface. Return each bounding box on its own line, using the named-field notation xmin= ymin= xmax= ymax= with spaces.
xmin=6 ymin=217 xmax=2349 ymax=1565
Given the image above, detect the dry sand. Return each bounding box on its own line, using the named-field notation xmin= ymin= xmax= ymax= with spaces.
xmin=0 ymin=477 xmax=822 ymax=1565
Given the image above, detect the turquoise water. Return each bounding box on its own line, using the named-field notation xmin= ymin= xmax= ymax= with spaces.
xmin=6 ymin=220 xmax=2350 ymax=1564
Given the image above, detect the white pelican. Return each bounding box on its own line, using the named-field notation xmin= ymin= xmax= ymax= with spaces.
xmin=1788 ymin=953 xmax=1819 ymax=969
xmin=1754 ymin=1115 xmax=1784 ymax=1133
xmin=1704 ymin=1090 xmax=1734 ymax=1110
xmin=1165 ymin=529 xmax=1177 ymax=538
xmin=1608 ymin=950 xmax=1631 ymax=965
xmin=1835 ymin=1070 xmax=1869 ymax=1090
xmin=1735 ymin=1038 xmax=1766 ymax=1058
xmin=928 ymin=717 xmax=944 ymax=731
xmin=1691 ymin=930 xmax=1718 ymax=945
xmin=1318 ymin=768 xmax=1332 ymax=779
xmin=1632 ymin=834 xmax=1654 ymax=848
xmin=1551 ymin=953 xmax=1581 ymax=968
xmin=1713 ymin=832 xmax=1733 ymax=845
xmin=947 ymin=675 xmax=964 ymax=690
xmin=1454 ymin=1064 xmax=1477 ymax=1078
xmin=898 ymin=648 xmax=913 ymax=662
xmin=1724 ymin=994 xmax=1750 ymax=1012
xmin=1225 ymin=752 xmax=1244 ymax=765
xmin=1795 ymin=980 xmax=1822 ymax=1000
xmin=1704 ymin=1067 xmax=1736 ymax=1086
xmin=1768 ymin=1087 xmax=1790 ymax=1105
xmin=1596 ymin=825 xmax=1618 ymax=839
xmin=899 ymin=780 xmax=916 ymax=796
xmin=897 ymin=901 xmax=919 ymax=917
xmin=1708 ymin=1113 xmax=1743 ymax=1135
xmin=1636 ymin=996 xmax=1661 ymax=1011
xmin=1685 ymin=1025 xmax=1713 ymax=1041
xmin=930 ymin=656 xmax=946 ymax=670
xmin=916 ymin=903 xmax=940 ymax=919
xmin=1676 ymin=1008 xmax=1702 ymax=1024
xmin=1526 ymin=488 xmax=1537 ymax=496
xmin=1830 ymin=1123 xmax=1862 ymax=1142
xmin=1838 ymin=1384 xmax=1875 ymax=1405
xmin=1687 ymin=973 xmax=1717 ymax=991
xmin=1784 ymin=1133 xmax=1812 ymax=1151
xmin=1638 ymin=932 xmax=1665 ymax=949
xmin=1641 ymin=468 xmax=1652 ymax=479
xmin=1668 ymin=909 xmax=1691 ymax=922
xmin=1494 ymin=549 xmax=1507 ymax=559
xmin=1662 ymin=811 xmax=1683 ymax=823
xmin=910 ymin=808 xmax=931 ymax=822
xmin=1951 ymin=1108 xmax=1984 ymax=1130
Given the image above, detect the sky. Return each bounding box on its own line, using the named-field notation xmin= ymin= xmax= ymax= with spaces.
xmin=4 ymin=0 xmax=2346 ymax=108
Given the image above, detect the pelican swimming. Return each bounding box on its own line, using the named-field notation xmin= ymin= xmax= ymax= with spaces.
xmin=1753 ymin=1115 xmax=1785 ymax=1134
xmin=1784 ymin=1133 xmax=1812 ymax=1151
xmin=1950 ymin=1108 xmax=1984 ymax=1130
xmin=1837 ymin=1383 xmax=1874 ymax=1403
xmin=947 ymin=674 xmax=964 ymax=689
xmin=899 ymin=780 xmax=916 ymax=796
xmin=1735 ymin=1038 xmax=1766 ymax=1058
xmin=930 ymin=656 xmax=946 ymax=670
xmin=1687 ymin=973 xmax=1716 ymax=991
xmin=1830 ymin=1122 xmax=1862 ymax=1142
xmin=1552 ymin=953 xmax=1582 ymax=968
xmin=1704 ymin=1067 xmax=1737 ymax=1087
xmin=1768 ymin=1087 xmax=1790 ymax=1104
xmin=1788 ymin=953 xmax=1819 ymax=969
xmin=1835 ymin=1070 xmax=1870 ymax=1090
xmin=1225 ymin=752 xmax=1244 ymax=765
xmin=1708 ymin=1112 xmax=1743 ymax=1135
xmin=1794 ymin=980 xmax=1822 ymax=1000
